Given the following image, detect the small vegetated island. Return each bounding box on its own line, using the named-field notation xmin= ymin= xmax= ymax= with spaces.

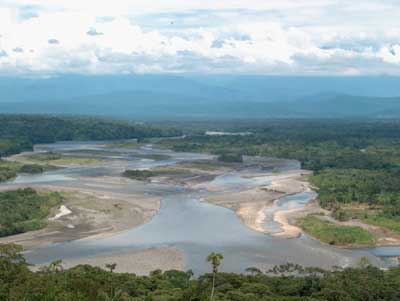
xmin=158 ymin=119 xmax=400 ymax=247
xmin=122 ymin=169 xmax=157 ymax=181
xmin=0 ymin=115 xmax=181 ymax=238
xmin=1 ymin=116 xmax=400 ymax=300
xmin=0 ymin=114 xmax=181 ymax=182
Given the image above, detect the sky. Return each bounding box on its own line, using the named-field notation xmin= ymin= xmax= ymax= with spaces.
xmin=0 ymin=0 xmax=399 ymax=76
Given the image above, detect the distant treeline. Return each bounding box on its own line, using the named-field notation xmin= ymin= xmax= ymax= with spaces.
xmin=0 ymin=114 xmax=181 ymax=182
xmin=0 ymin=114 xmax=181 ymax=157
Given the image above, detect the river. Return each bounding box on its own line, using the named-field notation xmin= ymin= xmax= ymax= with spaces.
xmin=2 ymin=140 xmax=398 ymax=274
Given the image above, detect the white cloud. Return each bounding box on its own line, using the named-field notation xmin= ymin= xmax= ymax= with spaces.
xmin=0 ymin=0 xmax=399 ymax=75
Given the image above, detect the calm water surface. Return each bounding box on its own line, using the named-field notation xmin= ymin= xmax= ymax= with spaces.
xmin=2 ymin=141 xmax=396 ymax=273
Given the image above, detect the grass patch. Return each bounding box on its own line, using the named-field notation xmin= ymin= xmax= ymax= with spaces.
xmin=23 ymin=152 xmax=104 ymax=166
xmin=122 ymin=169 xmax=156 ymax=180
xmin=363 ymin=216 xmax=400 ymax=233
xmin=297 ymin=215 xmax=375 ymax=246
xmin=0 ymin=188 xmax=63 ymax=237
xmin=324 ymin=203 xmax=400 ymax=234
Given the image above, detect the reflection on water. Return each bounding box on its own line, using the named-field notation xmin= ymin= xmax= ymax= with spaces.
xmin=2 ymin=141 xmax=395 ymax=273
xmin=7 ymin=172 xmax=75 ymax=184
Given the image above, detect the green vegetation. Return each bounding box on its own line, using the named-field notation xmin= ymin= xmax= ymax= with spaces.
xmin=207 ymin=252 xmax=224 ymax=301
xmin=0 ymin=115 xmax=181 ymax=150
xmin=157 ymin=120 xmax=400 ymax=238
xmin=0 ymin=188 xmax=62 ymax=237
xmin=297 ymin=215 xmax=375 ymax=246
xmin=0 ymin=160 xmax=45 ymax=182
xmin=0 ymin=139 xmax=31 ymax=158
xmin=218 ymin=153 xmax=243 ymax=163
xmin=122 ymin=169 xmax=157 ymax=181
xmin=1 ymin=245 xmax=400 ymax=300
xmin=363 ymin=216 xmax=400 ymax=233
xmin=122 ymin=167 xmax=186 ymax=180
xmin=22 ymin=152 xmax=105 ymax=166
xmin=18 ymin=164 xmax=44 ymax=174
xmin=0 ymin=115 xmax=181 ymax=182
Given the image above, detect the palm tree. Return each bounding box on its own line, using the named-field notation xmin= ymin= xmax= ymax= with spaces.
xmin=206 ymin=252 xmax=223 ymax=301
xmin=48 ymin=259 xmax=64 ymax=273
xmin=98 ymin=289 xmax=124 ymax=301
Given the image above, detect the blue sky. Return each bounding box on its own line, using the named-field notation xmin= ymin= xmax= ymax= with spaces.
xmin=0 ymin=0 xmax=399 ymax=76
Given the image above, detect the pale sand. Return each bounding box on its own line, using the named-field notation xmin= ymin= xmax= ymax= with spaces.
xmin=237 ymin=201 xmax=269 ymax=232
xmin=203 ymin=173 xmax=316 ymax=237
xmin=34 ymin=246 xmax=185 ymax=275
xmin=273 ymin=208 xmax=307 ymax=238
xmin=265 ymin=177 xmax=310 ymax=194
xmin=0 ymin=185 xmax=160 ymax=248
xmin=48 ymin=205 xmax=72 ymax=221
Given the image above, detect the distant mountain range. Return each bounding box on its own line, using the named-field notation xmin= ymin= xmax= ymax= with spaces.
xmin=0 ymin=75 xmax=399 ymax=119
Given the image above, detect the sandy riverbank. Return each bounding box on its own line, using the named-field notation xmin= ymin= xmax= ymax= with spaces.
xmin=34 ymin=246 xmax=185 ymax=275
xmin=0 ymin=184 xmax=160 ymax=248
xmin=205 ymin=188 xmax=283 ymax=232
xmin=202 ymin=170 xmax=316 ymax=237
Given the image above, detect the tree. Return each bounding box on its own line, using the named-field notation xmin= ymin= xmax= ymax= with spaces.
xmin=105 ymin=263 xmax=117 ymax=273
xmin=98 ymin=289 xmax=125 ymax=301
xmin=206 ymin=252 xmax=223 ymax=301
xmin=245 ymin=267 xmax=262 ymax=276
xmin=48 ymin=259 xmax=64 ymax=273
xmin=357 ymin=256 xmax=372 ymax=268
xmin=0 ymin=243 xmax=27 ymax=274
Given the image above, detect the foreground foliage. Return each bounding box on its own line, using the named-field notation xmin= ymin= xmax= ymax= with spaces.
xmin=0 ymin=244 xmax=399 ymax=301
xmin=0 ymin=188 xmax=62 ymax=237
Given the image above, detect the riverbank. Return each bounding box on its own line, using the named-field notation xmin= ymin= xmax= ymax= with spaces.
xmin=202 ymin=170 xmax=317 ymax=238
xmin=6 ymin=151 xmax=107 ymax=167
xmin=0 ymin=184 xmax=160 ymax=249
xmin=35 ymin=246 xmax=185 ymax=275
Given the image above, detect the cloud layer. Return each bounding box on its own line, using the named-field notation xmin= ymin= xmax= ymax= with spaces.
xmin=0 ymin=0 xmax=399 ymax=76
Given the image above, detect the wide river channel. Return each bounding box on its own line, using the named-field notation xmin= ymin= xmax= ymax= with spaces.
xmin=2 ymin=141 xmax=399 ymax=274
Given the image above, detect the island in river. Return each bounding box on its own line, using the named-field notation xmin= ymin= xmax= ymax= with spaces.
xmin=0 ymin=140 xmax=398 ymax=275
